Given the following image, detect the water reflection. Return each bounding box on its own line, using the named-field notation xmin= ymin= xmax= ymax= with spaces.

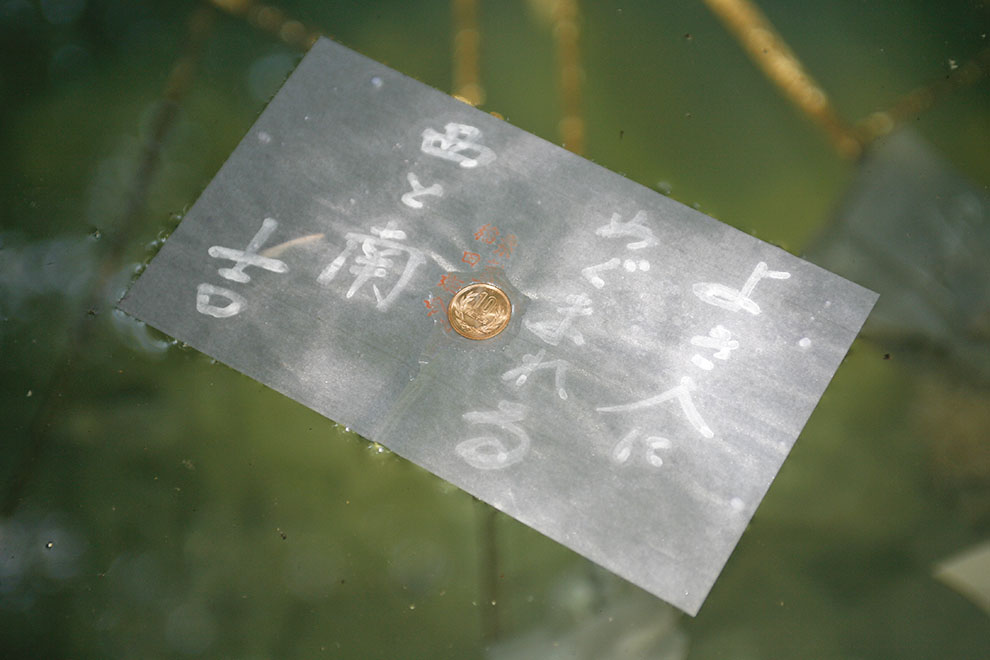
xmin=491 ymin=572 xmax=688 ymax=660
xmin=0 ymin=233 xmax=96 ymax=322
xmin=807 ymin=130 xmax=990 ymax=386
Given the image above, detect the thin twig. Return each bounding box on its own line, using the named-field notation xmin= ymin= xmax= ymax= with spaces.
xmin=703 ymin=0 xmax=862 ymax=159
xmin=552 ymin=0 xmax=585 ymax=155
xmin=452 ymin=0 xmax=484 ymax=106
xmin=208 ymin=0 xmax=322 ymax=51
xmin=477 ymin=502 xmax=501 ymax=642
xmin=260 ymin=233 xmax=325 ymax=258
xmin=855 ymin=47 xmax=990 ymax=147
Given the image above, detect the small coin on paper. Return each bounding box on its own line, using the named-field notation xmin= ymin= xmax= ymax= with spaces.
xmin=448 ymin=282 xmax=512 ymax=340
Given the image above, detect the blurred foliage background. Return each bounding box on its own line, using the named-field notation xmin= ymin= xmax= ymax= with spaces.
xmin=1 ymin=0 xmax=988 ymax=657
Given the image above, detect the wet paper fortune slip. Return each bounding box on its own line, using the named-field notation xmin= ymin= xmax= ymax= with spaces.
xmin=120 ymin=38 xmax=877 ymax=615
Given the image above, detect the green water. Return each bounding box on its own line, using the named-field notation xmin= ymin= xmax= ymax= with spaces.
xmin=2 ymin=0 xmax=988 ymax=657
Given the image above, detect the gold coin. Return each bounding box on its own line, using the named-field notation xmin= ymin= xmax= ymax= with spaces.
xmin=447 ymin=282 xmax=512 ymax=340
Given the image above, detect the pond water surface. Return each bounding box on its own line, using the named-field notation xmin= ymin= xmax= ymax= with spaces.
xmin=2 ymin=0 xmax=988 ymax=658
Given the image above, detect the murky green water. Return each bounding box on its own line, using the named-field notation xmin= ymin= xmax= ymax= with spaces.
xmin=2 ymin=1 xmax=988 ymax=657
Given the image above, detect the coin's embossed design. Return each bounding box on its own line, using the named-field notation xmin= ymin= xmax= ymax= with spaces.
xmin=448 ymin=282 xmax=512 ymax=340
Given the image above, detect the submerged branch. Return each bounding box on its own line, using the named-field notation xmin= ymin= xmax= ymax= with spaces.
xmin=3 ymin=5 xmax=217 ymax=515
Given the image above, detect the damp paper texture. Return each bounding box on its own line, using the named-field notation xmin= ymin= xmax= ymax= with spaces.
xmin=120 ymin=38 xmax=877 ymax=615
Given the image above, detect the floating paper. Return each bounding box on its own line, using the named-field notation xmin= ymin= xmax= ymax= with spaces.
xmin=120 ymin=38 xmax=877 ymax=615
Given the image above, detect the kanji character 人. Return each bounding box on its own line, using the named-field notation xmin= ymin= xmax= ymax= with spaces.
xmin=597 ymin=376 xmax=714 ymax=439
